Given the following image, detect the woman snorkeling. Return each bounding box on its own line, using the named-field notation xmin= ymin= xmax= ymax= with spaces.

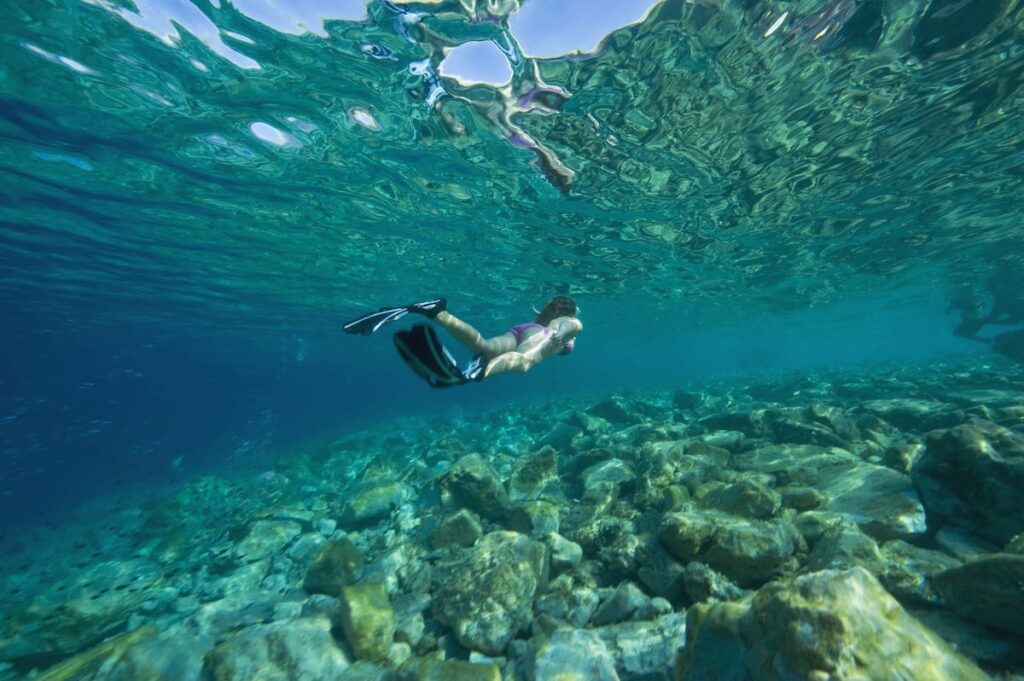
xmin=343 ymin=296 xmax=582 ymax=387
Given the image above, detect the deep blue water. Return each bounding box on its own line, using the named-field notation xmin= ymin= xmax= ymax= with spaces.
xmin=0 ymin=284 xmax=979 ymax=528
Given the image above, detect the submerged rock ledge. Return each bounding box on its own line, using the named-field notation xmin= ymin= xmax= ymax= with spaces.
xmin=1 ymin=357 xmax=1023 ymax=680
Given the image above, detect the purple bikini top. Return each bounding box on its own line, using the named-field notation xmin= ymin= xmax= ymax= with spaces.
xmin=509 ymin=322 xmax=575 ymax=355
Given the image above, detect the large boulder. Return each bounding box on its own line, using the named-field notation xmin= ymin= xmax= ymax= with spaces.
xmin=675 ymin=568 xmax=990 ymax=681
xmin=734 ymin=445 xmax=926 ymax=540
xmin=204 ymin=618 xmax=350 ymax=680
xmin=440 ymin=454 xmax=511 ymax=521
xmin=912 ymin=422 xmax=1024 ymax=544
xmin=661 ymin=511 xmax=801 ymax=588
xmin=433 ymin=531 xmax=548 ymax=655
xmin=932 ymin=553 xmax=1024 ymax=636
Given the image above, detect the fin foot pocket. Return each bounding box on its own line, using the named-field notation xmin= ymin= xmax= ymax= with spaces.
xmin=394 ymin=324 xmax=467 ymax=388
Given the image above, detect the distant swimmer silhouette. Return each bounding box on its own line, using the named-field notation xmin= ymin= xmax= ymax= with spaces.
xmin=949 ymin=273 xmax=1024 ymax=363
xmin=343 ymin=296 xmax=582 ymax=387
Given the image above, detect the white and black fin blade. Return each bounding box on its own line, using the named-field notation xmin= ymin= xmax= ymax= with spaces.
xmin=343 ymin=305 xmax=408 ymax=335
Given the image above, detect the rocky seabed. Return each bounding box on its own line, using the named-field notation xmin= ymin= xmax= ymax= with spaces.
xmin=1 ymin=357 xmax=1023 ymax=681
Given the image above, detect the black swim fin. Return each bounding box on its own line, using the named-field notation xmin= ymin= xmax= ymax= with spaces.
xmin=343 ymin=298 xmax=446 ymax=335
xmin=393 ymin=324 xmax=471 ymax=388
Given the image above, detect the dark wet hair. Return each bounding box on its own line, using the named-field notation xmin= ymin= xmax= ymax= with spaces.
xmin=535 ymin=296 xmax=578 ymax=326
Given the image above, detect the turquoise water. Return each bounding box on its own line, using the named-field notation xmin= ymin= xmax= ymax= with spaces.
xmin=2 ymin=1 xmax=1024 ymax=679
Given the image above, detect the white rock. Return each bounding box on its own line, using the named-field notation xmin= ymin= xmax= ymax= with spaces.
xmin=528 ymin=628 xmax=619 ymax=681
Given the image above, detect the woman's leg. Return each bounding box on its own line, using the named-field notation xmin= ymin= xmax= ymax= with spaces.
xmin=435 ymin=311 xmax=517 ymax=358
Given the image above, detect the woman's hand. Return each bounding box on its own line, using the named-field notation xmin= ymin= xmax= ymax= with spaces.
xmin=550 ymin=318 xmax=580 ymax=345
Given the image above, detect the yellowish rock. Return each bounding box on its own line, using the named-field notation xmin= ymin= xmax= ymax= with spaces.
xmin=339 ymin=580 xmax=395 ymax=663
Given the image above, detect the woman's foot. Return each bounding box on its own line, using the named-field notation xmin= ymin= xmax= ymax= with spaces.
xmin=406 ymin=298 xmax=446 ymax=319
xmin=461 ymin=355 xmax=487 ymax=382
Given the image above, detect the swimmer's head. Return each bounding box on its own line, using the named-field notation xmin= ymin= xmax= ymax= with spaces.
xmin=535 ymin=296 xmax=578 ymax=326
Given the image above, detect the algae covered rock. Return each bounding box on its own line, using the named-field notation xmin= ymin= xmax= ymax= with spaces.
xmin=778 ymin=485 xmax=826 ymax=511
xmin=703 ymin=479 xmax=781 ymax=519
xmin=880 ymin=539 xmax=961 ymax=606
xmin=588 ymin=395 xmax=638 ymax=425
xmin=806 ymin=523 xmax=883 ymax=574
xmin=660 ymin=513 xmax=716 ymax=561
xmin=339 ymin=581 xmax=396 ymax=663
xmin=303 ymin=537 xmax=364 ymax=596
xmin=412 ymin=657 xmax=501 ymax=681
xmin=434 ymin=531 xmax=548 ymax=654
xmin=935 ymin=527 xmax=999 ymax=561
xmin=701 ymin=519 xmax=801 ymax=587
xmin=932 ymin=553 xmax=1024 ymax=636
xmin=913 ymin=422 xmax=1024 ymax=544
xmin=340 ymin=484 xmax=411 ymax=527
xmin=508 ymin=500 xmax=560 ymax=538
xmin=673 ymin=389 xmax=702 ymax=410
xmin=546 ymin=532 xmax=583 ymax=573
xmin=430 ymin=509 xmax=484 ymax=550
xmin=440 ymin=454 xmax=511 ymax=521
xmin=204 ymin=618 xmax=350 ymax=681
xmin=591 ymin=581 xmax=648 ymax=626
xmin=680 ymin=561 xmax=745 ymax=604
xmin=639 ymin=538 xmax=696 ymax=604
xmin=508 ymin=446 xmax=560 ymax=501
xmin=661 ymin=512 xmax=801 ymax=587
xmin=580 ymin=459 xmax=636 ymax=495
xmin=675 ymin=567 xmax=991 ymax=681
